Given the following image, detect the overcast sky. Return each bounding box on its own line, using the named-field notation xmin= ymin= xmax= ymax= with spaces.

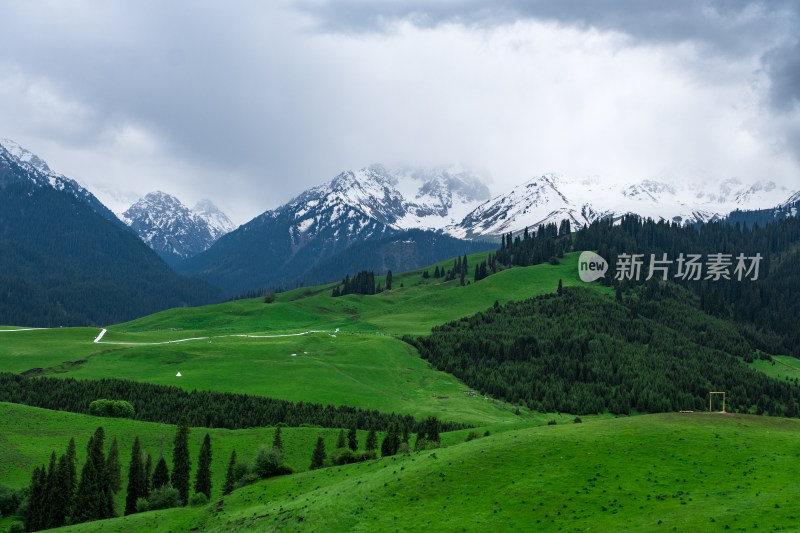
xmin=1 ymin=0 xmax=799 ymax=223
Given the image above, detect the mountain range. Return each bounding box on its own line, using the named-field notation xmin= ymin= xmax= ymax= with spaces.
xmin=1 ymin=137 xmax=797 ymax=302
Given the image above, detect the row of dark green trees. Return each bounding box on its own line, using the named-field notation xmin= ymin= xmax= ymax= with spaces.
xmin=20 ymin=416 xmax=443 ymax=531
xmin=0 ymin=373 xmax=468 ymax=432
xmin=331 ymin=269 xmax=393 ymax=297
xmin=23 ymin=419 xmax=211 ymax=531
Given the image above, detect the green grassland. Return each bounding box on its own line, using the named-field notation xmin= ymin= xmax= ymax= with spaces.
xmin=0 ymin=252 xmax=596 ymax=427
xmin=38 ymin=410 xmax=800 ymax=533
xmin=0 ymin=402 xmax=371 ymax=508
xmin=4 ymin=249 xmax=799 ymax=532
xmin=749 ymin=355 xmax=800 ymax=383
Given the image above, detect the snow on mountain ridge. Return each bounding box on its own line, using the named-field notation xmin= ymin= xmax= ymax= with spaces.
xmin=283 ymin=165 xmax=491 ymax=237
xmin=122 ymin=192 xmax=235 ymax=262
xmin=447 ymin=172 xmax=797 ymax=238
xmin=0 ymin=138 xmax=120 ymax=225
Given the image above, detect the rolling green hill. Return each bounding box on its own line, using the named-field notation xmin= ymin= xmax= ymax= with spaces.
xmin=3 ymin=246 xmax=799 ymax=532
xmin=11 ymin=409 xmax=797 ymax=532
xmin=0 ymin=252 xmax=592 ymax=427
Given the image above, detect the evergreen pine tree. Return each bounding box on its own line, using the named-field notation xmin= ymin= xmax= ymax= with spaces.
xmin=381 ymin=424 xmax=400 ymax=457
xmin=106 ymin=438 xmax=122 ymax=494
xmin=51 ymin=453 xmax=73 ymax=528
xmin=365 ymin=429 xmax=377 ymax=452
xmin=425 ymin=416 xmax=440 ymax=443
xmin=58 ymin=437 xmax=77 ymax=524
xmin=386 ymin=270 xmax=393 ymax=290
xmin=125 ymin=437 xmax=144 ymax=516
xmin=223 ymin=450 xmax=237 ymax=496
xmin=171 ymin=417 xmax=191 ymax=506
xmin=557 ymin=278 xmax=563 ymax=296
xmin=194 ymin=433 xmax=213 ymax=500
xmin=103 ymin=437 xmax=121 ymax=518
xmin=142 ymin=452 xmax=153 ymax=499
xmin=309 ymin=437 xmax=326 ymax=470
xmin=25 ymin=466 xmax=45 ymax=532
xmin=336 ymin=429 xmax=346 ymax=449
xmin=272 ymin=426 xmax=283 ymax=452
xmin=43 ymin=451 xmax=58 ymax=529
xmin=73 ymin=437 xmax=101 ymax=523
xmin=347 ymin=426 xmax=358 ymax=452
xmin=152 ymin=456 xmax=170 ymax=490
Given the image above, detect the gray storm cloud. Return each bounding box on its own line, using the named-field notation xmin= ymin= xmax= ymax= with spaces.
xmin=0 ymin=0 xmax=797 ymax=223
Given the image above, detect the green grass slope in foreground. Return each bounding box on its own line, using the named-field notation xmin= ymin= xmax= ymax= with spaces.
xmin=53 ymin=412 xmax=800 ymax=532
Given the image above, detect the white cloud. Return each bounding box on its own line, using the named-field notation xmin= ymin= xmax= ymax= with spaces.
xmin=0 ymin=1 xmax=797 ymax=224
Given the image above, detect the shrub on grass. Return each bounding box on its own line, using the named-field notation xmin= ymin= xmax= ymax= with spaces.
xmin=146 ymin=487 xmax=181 ymax=510
xmin=189 ymin=493 xmax=208 ymax=507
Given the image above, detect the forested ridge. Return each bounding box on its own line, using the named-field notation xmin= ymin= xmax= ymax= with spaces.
xmin=0 ymin=182 xmax=223 ymax=327
xmin=574 ymin=215 xmax=800 ymax=355
xmin=0 ymin=373 xmax=467 ymax=432
xmin=405 ymin=284 xmax=800 ymax=416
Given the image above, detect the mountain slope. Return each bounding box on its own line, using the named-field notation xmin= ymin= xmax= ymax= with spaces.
xmin=292 ymin=229 xmax=495 ymax=287
xmin=0 ymin=138 xmax=125 ymax=228
xmin=178 ymin=165 xmax=492 ymax=295
xmin=122 ymin=192 xmax=235 ymax=266
xmin=0 ymin=141 xmax=224 ymax=327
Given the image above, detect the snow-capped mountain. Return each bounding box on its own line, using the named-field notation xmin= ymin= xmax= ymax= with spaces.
xmin=123 ymin=192 xmax=235 ymax=265
xmin=0 ymin=138 xmax=121 ymax=225
xmin=178 ymin=165 xmax=493 ymax=295
xmin=447 ymin=173 xmax=797 ymax=238
xmin=285 ymin=164 xmax=490 ymax=239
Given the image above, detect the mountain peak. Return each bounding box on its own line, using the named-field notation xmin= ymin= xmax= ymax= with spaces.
xmin=0 ymin=138 xmax=51 ymax=173
xmin=122 ymin=191 xmax=235 ymax=264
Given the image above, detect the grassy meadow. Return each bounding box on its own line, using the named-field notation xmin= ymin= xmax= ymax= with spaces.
xmin=2 ymin=249 xmax=797 ymax=532
xmin=0 ymin=252 xmax=597 ymax=427
xmin=17 ymin=410 xmax=798 ymax=533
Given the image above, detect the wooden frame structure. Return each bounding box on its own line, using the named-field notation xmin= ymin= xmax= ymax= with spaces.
xmin=709 ymin=391 xmax=726 ymax=413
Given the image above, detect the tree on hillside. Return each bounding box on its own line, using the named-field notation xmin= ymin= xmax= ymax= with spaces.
xmin=425 ymin=416 xmax=440 ymax=443
xmin=52 ymin=438 xmax=77 ymax=527
xmin=386 ymin=270 xmax=393 ymax=290
xmin=272 ymin=426 xmax=283 ymax=452
xmin=194 ymin=433 xmax=212 ymax=500
xmin=125 ymin=437 xmax=144 ymax=515
xmin=73 ymin=441 xmax=101 ymax=522
xmin=364 ymin=430 xmax=377 ymax=453
xmin=381 ymin=423 xmax=400 ymax=457
xmin=347 ymin=426 xmax=358 ymax=452
xmin=309 ymin=437 xmax=326 ymax=470
xmin=171 ymin=417 xmax=191 ymax=506
xmin=42 ymin=452 xmax=58 ymax=529
xmin=152 ymin=455 xmax=170 ymax=490
xmin=142 ymin=452 xmax=153 ymax=499
xmin=336 ymin=429 xmax=346 ymax=449
xmin=24 ymin=466 xmax=45 ymax=532
xmin=104 ymin=437 xmax=121 ymax=517
xmin=223 ymin=450 xmax=237 ymax=496
xmin=73 ymin=428 xmax=107 ymax=523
